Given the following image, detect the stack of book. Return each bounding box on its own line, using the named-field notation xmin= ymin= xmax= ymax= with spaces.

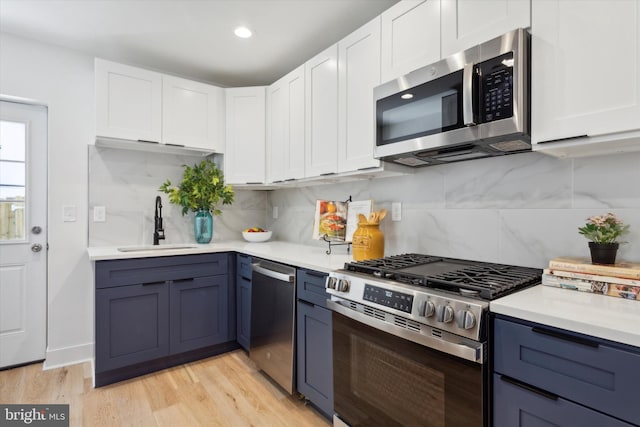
xmin=543 ymin=257 xmax=640 ymax=301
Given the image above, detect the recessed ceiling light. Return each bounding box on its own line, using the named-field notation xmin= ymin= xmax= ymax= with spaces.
xmin=401 ymin=93 xmax=414 ymax=100
xmin=234 ymin=27 xmax=253 ymax=39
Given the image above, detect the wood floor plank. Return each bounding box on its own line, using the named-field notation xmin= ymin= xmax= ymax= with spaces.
xmin=0 ymin=350 xmax=330 ymax=427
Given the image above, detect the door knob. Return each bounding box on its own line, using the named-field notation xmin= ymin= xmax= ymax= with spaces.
xmin=32 ymin=226 xmax=42 ymax=234
xmin=31 ymin=243 xmax=43 ymax=252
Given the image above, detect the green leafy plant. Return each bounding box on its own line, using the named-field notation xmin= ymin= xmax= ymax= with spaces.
xmin=159 ymin=159 xmax=234 ymax=216
xmin=578 ymin=213 xmax=629 ymax=244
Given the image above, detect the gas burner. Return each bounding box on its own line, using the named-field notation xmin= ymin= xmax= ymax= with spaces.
xmin=344 ymin=253 xmax=541 ymax=300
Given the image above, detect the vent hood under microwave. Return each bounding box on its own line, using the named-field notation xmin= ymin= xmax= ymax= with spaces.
xmin=374 ymin=29 xmax=530 ymax=167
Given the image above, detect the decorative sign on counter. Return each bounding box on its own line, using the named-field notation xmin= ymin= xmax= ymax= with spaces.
xmin=543 ymin=257 xmax=640 ymax=301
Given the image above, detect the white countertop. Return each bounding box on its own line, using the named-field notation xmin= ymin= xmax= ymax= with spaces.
xmin=491 ymin=285 xmax=640 ymax=348
xmin=87 ymin=240 xmax=352 ymax=274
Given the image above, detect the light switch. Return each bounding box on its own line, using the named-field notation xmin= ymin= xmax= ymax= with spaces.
xmin=63 ymin=205 xmax=77 ymax=222
xmin=94 ymin=206 xmax=106 ymax=222
xmin=392 ymin=202 xmax=402 ymax=221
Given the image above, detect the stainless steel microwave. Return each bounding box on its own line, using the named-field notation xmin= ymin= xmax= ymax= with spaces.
xmin=374 ymin=28 xmax=530 ymax=167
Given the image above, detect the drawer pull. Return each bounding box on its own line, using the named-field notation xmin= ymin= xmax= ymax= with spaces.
xmin=532 ymin=326 xmax=599 ymax=348
xmin=298 ymin=299 xmax=315 ymax=307
xmin=142 ymin=280 xmax=166 ymax=286
xmin=172 ymin=278 xmax=193 ymax=284
xmin=500 ymin=375 xmax=558 ymax=401
xmin=241 ymin=276 xmax=251 ymax=282
xmin=304 ymin=270 xmax=327 ymax=278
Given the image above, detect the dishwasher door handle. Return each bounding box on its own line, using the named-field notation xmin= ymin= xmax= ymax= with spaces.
xmin=252 ymin=263 xmax=294 ymax=283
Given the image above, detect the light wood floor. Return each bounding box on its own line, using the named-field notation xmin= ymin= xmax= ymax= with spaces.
xmin=0 ymin=349 xmax=331 ymax=427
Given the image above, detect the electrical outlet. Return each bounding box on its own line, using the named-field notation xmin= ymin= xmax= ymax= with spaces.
xmin=392 ymin=202 xmax=402 ymax=221
xmin=273 ymin=206 xmax=279 ymax=219
xmin=94 ymin=206 xmax=106 ymax=222
xmin=62 ymin=205 xmax=76 ymax=222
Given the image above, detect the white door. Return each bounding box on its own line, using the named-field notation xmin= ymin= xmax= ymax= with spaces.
xmin=0 ymin=100 xmax=47 ymax=368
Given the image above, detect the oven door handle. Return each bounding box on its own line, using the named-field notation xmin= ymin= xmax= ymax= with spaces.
xmin=327 ymin=299 xmax=484 ymax=364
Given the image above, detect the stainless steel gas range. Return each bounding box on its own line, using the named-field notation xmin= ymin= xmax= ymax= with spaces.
xmin=325 ymin=254 xmax=541 ymax=427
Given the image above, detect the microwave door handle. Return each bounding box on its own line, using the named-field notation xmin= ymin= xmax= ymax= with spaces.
xmin=463 ymin=63 xmax=476 ymax=126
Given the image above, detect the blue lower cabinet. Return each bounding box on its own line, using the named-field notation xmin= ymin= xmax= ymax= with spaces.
xmin=236 ymin=275 xmax=252 ymax=351
xmin=493 ymin=373 xmax=634 ymax=427
xmin=493 ymin=315 xmax=640 ymax=426
xmin=169 ymin=275 xmax=228 ymax=354
xmin=296 ymin=300 xmax=333 ymax=418
xmin=96 ymin=282 xmax=170 ymax=372
xmin=95 ymin=254 xmax=235 ymax=386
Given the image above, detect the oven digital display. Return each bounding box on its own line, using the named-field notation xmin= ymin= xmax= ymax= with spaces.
xmin=363 ymin=284 xmax=413 ymax=313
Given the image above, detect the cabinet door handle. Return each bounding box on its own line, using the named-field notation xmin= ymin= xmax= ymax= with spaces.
xmin=137 ymin=139 xmax=160 ymax=144
xmin=298 ymin=299 xmax=315 ymax=308
xmin=500 ymin=375 xmax=558 ymax=401
xmin=142 ymin=280 xmax=166 ymax=286
xmin=304 ymin=270 xmax=327 ymax=278
xmin=532 ymin=326 xmax=599 ymax=348
xmin=172 ymin=278 xmax=193 ymax=284
xmin=240 ymin=276 xmax=251 ymax=282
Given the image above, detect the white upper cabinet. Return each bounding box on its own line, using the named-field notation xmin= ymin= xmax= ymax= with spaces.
xmin=305 ymin=44 xmax=339 ymax=177
xmin=441 ymin=0 xmax=530 ymax=57
xmin=338 ymin=17 xmax=382 ymax=173
xmin=162 ymin=75 xmax=225 ymax=152
xmin=267 ymin=65 xmax=305 ymax=183
xmin=95 ymin=58 xmax=162 ymax=143
xmin=224 ymin=87 xmax=266 ymax=185
xmin=380 ymin=0 xmax=441 ymax=84
xmin=531 ymin=0 xmax=640 ymax=156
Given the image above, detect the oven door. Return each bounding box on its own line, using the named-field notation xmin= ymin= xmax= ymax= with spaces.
xmin=332 ymin=309 xmax=487 ymax=427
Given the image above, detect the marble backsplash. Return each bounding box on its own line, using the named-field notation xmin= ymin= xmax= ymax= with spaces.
xmin=266 ymin=151 xmax=640 ymax=269
xmin=88 ymin=146 xmax=267 ymax=247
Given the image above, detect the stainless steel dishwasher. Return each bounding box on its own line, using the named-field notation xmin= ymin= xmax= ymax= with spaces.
xmin=250 ymin=259 xmax=296 ymax=394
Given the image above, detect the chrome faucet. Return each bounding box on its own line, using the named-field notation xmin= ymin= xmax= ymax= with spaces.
xmin=153 ymin=196 xmax=165 ymax=245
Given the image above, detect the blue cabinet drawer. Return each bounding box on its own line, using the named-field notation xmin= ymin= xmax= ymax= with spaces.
xmin=494 ymin=318 xmax=640 ymax=425
xmin=96 ymin=253 xmax=228 ymax=288
xmin=297 ymin=269 xmax=329 ymax=306
xmin=493 ymin=373 xmax=634 ymax=427
xmin=237 ymin=253 xmax=253 ymax=280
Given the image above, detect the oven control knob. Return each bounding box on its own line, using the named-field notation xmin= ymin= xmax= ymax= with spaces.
xmin=326 ymin=277 xmax=337 ymax=290
xmin=418 ymin=301 xmax=436 ymax=317
xmin=337 ymin=279 xmax=350 ymax=292
xmin=436 ymin=305 xmax=454 ymax=323
xmin=456 ymin=310 xmax=476 ymax=330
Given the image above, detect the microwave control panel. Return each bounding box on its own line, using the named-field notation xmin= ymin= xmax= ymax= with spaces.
xmin=480 ymin=52 xmax=514 ymax=123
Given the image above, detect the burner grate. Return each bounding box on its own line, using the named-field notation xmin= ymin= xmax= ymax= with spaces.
xmin=344 ymin=254 xmax=541 ymax=300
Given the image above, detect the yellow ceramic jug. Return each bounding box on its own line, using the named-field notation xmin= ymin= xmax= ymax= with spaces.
xmin=352 ymin=223 xmax=384 ymax=261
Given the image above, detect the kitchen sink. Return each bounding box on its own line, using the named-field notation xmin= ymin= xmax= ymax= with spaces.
xmin=117 ymin=244 xmax=198 ymax=252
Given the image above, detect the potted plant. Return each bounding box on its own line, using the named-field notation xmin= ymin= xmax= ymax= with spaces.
xmin=578 ymin=213 xmax=629 ymax=264
xmin=159 ymin=159 xmax=234 ymax=243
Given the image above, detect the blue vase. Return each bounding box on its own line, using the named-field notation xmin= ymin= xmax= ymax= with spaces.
xmin=194 ymin=209 xmax=213 ymax=244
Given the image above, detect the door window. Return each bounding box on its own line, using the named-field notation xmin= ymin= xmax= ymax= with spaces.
xmin=0 ymin=120 xmax=27 ymax=241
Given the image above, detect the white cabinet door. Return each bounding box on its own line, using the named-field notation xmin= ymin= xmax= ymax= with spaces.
xmin=532 ymin=0 xmax=640 ymax=145
xmin=162 ymin=75 xmax=225 ymax=152
xmin=441 ymin=0 xmax=530 ymax=57
xmin=338 ymin=17 xmax=381 ymax=173
xmin=95 ymin=58 xmax=162 ymax=143
xmin=267 ymin=65 xmax=306 ymax=183
xmin=267 ymin=79 xmax=287 ymax=183
xmin=286 ymin=66 xmax=306 ymax=180
xmin=225 ymin=87 xmax=266 ymax=184
xmin=380 ymin=0 xmax=441 ymax=84
xmin=305 ymin=44 xmax=339 ymax=177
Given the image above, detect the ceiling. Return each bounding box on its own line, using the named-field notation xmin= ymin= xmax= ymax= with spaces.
xmin=0 ymin=0 xmax=400 ymax=87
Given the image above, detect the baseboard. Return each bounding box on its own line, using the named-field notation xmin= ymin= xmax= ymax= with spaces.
xmin=43 ymin=342 xmax=94 ymax=370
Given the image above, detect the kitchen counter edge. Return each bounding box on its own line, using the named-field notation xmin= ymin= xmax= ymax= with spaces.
xmin=490 ymin=285 xmax=640 ymax=348
xmin=87 ymin=241 xmax=351 ymax=274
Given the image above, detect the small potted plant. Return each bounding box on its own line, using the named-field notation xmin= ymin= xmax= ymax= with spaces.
xmin=159 ymin=159 xmax=234 ymax=243
xmin=578 ymin=213 xmax=629 ymax=264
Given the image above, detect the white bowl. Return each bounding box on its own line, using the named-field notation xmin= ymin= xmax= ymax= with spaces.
xmin=242 ymin=230 xmax=272 ymax=242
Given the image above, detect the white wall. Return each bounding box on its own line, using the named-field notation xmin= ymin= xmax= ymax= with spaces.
xmin=0 ymin=33 xmax=94 ymax=367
